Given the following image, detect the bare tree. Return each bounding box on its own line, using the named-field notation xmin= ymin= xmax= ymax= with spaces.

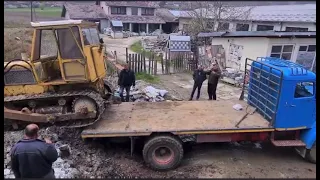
xmin=181 ymin=1 xmax=254 ymax=36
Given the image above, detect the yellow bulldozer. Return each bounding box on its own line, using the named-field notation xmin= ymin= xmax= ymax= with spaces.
xmin=4 ymin=20 xmax=114 ymax=129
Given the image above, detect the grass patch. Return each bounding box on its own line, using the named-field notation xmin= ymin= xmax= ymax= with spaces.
xmin=4 ymin=7 xmax=62 ymax=17
xmin=136 ymin=72 xmax=160 ymax=84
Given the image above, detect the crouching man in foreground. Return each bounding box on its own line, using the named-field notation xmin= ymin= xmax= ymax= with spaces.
xmin=10 ymin=124 xmax=58 ymax=178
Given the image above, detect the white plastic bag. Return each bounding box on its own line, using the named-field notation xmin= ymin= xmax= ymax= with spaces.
xmin=233 ymin=104 xmax=243 ymax=111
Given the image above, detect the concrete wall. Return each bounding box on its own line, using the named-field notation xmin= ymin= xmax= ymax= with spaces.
xmin=211 ymin=37 xmax=316 ymax=71
xmin=178 ymin=18 xmax=192 ymax=31
xmin=126 ymin=7 xmax=132 ymax=15
xmin=100 ymin=2 xmax=109 ymax=15
xmin=64 ymin=11 xmax=70 ymax=19
xmin=211 ymin=37 xmax=270 ymax=71
xmin=100 ymin=19 xmax=109 ymax=32
xmin=179 ymin=18 xmax=316 ymax=32
xmin=267 ymin=38 xmax=316 ymax=63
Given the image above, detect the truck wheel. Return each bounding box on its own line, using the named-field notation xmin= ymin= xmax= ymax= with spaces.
xmin=306 ymin=143 xmax=316 ymax=164
xmin=143 ymin=135 xmax=183 ymax=171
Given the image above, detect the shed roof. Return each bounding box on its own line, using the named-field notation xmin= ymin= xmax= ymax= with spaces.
xmin=107 ymin=15 xmax=165 ymax=24
xmin=155 ymin=8 xmax=178 ymax=22
xmin=197 ymin=31 xmax=316 ymax=38
xmin=105 ymin=1 xmax=160 ymax=8
xmin=61 ymin=3 xmax=107 ymax=20
xmin=111 ymin=20 xmax=123 ymax=27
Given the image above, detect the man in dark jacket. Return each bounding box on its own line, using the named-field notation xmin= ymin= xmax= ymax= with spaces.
xmin=189 ymin=65 xmax=207 ymax=100
xmin=118 ymin=64 xmax=136 ymax=102
xmin=10 ymin=124 xmax=58 ymax=178
xmin=207 ymin=65 xmax=221 ymax=100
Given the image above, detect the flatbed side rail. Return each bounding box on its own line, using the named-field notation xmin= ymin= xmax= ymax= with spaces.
xmin=240 ymin=57 xmax=284 ymax=126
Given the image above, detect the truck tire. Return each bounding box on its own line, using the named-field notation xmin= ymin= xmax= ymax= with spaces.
xmin=143 ymin=135 xmax=183 ymax=171
xmin=306 ymin=143 xmax=316 ymax=164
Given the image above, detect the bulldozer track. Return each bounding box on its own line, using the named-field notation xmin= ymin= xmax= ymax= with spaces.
xmin=4 ymin=90 xmax=106 ymax=129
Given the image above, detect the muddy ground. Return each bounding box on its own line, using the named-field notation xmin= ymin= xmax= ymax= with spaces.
xmin=4 ymin=74 xmax=316 ymax=178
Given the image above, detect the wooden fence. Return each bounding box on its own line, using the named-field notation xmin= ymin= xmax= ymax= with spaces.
xmin=125 ymin=51 xmax=198 ymax=75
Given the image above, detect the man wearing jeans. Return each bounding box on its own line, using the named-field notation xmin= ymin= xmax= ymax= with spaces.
xmin=189 ymin=65 xmax=207 ymax=101
xmin=118 ymin=64 xmax=136 ymax=102
xmin=207 ymin=65 xmax=221 ymax=100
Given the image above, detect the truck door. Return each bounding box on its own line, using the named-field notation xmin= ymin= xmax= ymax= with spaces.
xmin=57 ymin=26 xmax=87 ymax=81
xmin=287 ymin=81 xmax=316 ymax=128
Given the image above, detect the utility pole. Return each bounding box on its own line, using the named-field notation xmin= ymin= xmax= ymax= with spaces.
xmin=30 ymin=1 xmax=33 ymax=22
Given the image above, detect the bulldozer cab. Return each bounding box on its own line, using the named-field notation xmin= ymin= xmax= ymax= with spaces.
xmin=4 ymin=20 xmax=106 ymax=86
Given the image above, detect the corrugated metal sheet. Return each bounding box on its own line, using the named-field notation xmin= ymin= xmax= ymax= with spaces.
xmin=197 ymin=31 xmax=316 ymax=38
xmin=111 ymin=20 xmax=123 ymax=27
xmin=169 ymin=35 xmax=190 ymax=41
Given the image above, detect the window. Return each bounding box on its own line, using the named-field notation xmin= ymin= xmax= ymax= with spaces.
xmin=217 ymin=22 xmax=229 ymax=31
xmin=57 ymin=27 xmax=83 ymax=59
xmin=308 ymin=45 xmax=316 ymax=52
xmin=236 ymin=23 xmax=249 ymax=31
xmin=294 ymin=82 xmax=314 ymax=98
xmin=39 ymin=30 xmax=58 ymax=58
xmin=299 ymin=45 xmax=316 ymax=52
xmin=111 ymin=6 xmax=126 ymax=15
xmin=257 ymin=25 xmax=274 ymax=31
xmin=131 ymin=7 xmax=138 ymax=15
xmin=285 ymin=27 xmax=308 ymax=32
xmin=141 ymin=8 xmax=154 ymax=16
xmin=123 ymin=23 xmax=130 ymax=31
xmin=270 ymin=45 xmax=294 ymax=60
xmin=81 ymin=28 xmax=100 ymax=45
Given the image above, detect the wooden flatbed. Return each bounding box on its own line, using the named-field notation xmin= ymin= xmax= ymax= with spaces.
xmin=81 ymin=100 xmax=272 ymax=138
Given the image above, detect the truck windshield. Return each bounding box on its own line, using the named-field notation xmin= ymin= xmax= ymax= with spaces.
xmin=81 ymin=28 xmax=100 ymax=46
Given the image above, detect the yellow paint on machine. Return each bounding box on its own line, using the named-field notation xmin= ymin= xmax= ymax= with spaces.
xmin=4 ymin=85 xmax=47 ymax=96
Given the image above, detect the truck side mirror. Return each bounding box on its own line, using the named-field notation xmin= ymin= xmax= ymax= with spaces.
xmin=99 ymin=38 xmax=104 ymax=44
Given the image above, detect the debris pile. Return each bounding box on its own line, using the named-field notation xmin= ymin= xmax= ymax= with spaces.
xmin=114 ymin=80 xmax=169 ymax=102
xmin=221 ymin=68 xmax=244 ymax=87
xmin=141 ymin=37 xmax=167 ymax=54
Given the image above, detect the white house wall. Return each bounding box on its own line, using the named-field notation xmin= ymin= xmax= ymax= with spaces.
xmin=179 ymin=20 xmax=316 ymax=32
xmin=267 ymin=38 xmax=316 ymax=63
xmin=65 ymin=11 xmax=70 ymax=19
xmin=100 ymin=19 xmax=109 ymax=32
xmin=211 ymin=37 xmax=270 ymax=71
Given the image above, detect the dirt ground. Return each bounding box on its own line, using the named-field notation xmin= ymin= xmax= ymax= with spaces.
xmin=3 ymin=13 xmax=315 ymax=178
xmin=4 ymin=74 xmax=316 ymax=178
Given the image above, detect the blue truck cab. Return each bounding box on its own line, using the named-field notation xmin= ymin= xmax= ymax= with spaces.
xmin=245 ymin=57 xmax=316 ymax=163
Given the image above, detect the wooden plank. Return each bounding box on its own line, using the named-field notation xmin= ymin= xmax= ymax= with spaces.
xmin=134 ymin=54 xmax=138 ymax=73
xmin=82 ymin=100 xmax=270 ymax=136
xmin=160 ymin=53 xmax=164 ymax=74
xmin=143 ymin=54 xmax=146 ymax=73
xmin=154 ymin=54 xmax=158 ymax=75
xmin=125 ymin=48 xmax=128 ymax=63
xmin=137 ymin=54 xmax=141 ymax=73
xmin=140 ymin=54 xmax=143 ymax=72
xmin=128 ymin=54 xmax=132 ymax=69
xmin=148 ymin=54 xmax=151 ymax=74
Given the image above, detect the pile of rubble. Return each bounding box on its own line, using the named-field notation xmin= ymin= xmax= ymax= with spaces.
xmin=114 ymin=80 xmax=170 ymax=102
xmin=141 ymin=37 xmax=167 ymax=54
xmin=221 ymin=68 xmax=244 ymax=87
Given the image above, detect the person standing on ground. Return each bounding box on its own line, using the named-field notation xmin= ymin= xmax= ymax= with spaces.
xmin=10 ymin=124 xmax=58 ymax=179
xmin=118 ymin=63 xmax=136 ymax=102
xmin=189 ymin=65 xmax=207 ymax=101
xmin=207 ymin=64 xmax=221 ymax=100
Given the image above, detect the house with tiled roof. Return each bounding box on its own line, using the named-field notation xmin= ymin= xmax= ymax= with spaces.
xmin=156 ymin=4 xmax=316 ymax=33
xmin=99 ymin=1 xmax=165 ymax=33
